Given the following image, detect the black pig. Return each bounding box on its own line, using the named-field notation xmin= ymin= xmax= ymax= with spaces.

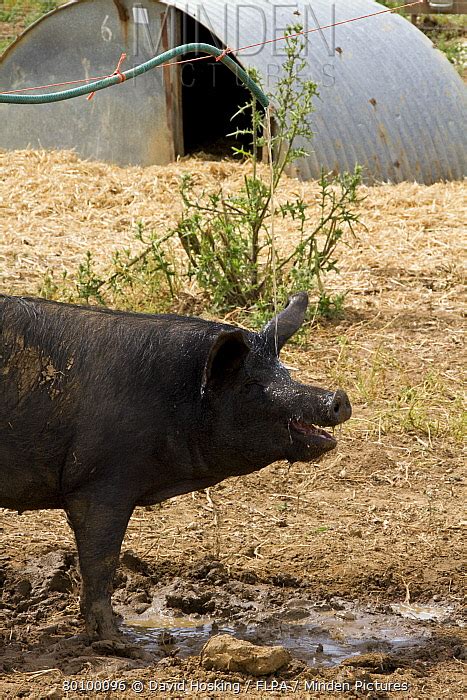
xmin=0 ymin=292 xmax=351 ymax=639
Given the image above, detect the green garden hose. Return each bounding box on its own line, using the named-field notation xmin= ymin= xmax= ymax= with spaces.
xmin=0 ymin=43 xmax=269 ymax=109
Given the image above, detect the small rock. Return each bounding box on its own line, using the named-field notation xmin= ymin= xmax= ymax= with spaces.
xmin=92 ymin=639 xmax=127 ymax=655
xmin=342 ymin=652 xmax=398 ymax=672
xmin=132 ymin=592 xmax=150 ymax=604
xmin=120 ymin=550 xmax=150 ymax=575
xmin=45 ymin=686 xmax=62 ymax=700
xmin=166 ymin=588 xmax=215 ymax=614
xmin=48 ymin=569 xmax=73 ymax=593
xmin=281 ymin=607 xmax=309 ymax=621
xmin=336 ymin=611 xmax=356 ymax=621
xmin=134 ymin=603 xmax=151 ymax=615
xmin=285 ymin=597 xmax=310 ymax=609
xmin=91 ymin=639 xmax=154 ymax=662
xmin=348 ymin=526 xmax=363 ymax=538
xmin=200 ymin=633 xmax=291 ymax=676
xmin=15 ymin=579 xmax=32 ymax=599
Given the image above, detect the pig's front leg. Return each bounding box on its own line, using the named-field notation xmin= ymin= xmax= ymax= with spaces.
xmin=65 ymin=490 xmax=134 ymax=640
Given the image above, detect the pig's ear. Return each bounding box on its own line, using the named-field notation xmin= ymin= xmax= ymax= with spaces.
xmin=201 ymin=330 xmax=250 ymax=394
xmin=261 ymin=292 xmax=308 ymax=354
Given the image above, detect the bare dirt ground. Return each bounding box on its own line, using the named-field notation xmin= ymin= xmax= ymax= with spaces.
xmin=0 ymin=150 xmax=466 ymax=698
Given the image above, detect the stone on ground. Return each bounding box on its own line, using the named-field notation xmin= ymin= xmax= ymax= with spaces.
xmin=200 ymin=634 xmax=291 ymax=676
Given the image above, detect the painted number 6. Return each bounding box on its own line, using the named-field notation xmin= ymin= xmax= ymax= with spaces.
xmin=101 ymin=15 xmax=113 ymax=42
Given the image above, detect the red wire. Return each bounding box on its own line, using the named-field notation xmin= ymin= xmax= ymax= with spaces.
xmin=0 ymin=2 xmax=423 ymax=96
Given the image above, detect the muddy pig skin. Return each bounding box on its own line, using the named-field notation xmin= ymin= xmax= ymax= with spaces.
xmin=0 ymin=292 xmax=351 ymax=640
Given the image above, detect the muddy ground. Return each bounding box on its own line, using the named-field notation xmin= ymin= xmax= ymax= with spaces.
xmin=0 ymin=151 xmax=466 ymax=698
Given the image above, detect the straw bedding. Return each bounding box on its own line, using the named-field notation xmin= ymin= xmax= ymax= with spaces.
xmin=0 ymin=149 xmax=465 ymax=320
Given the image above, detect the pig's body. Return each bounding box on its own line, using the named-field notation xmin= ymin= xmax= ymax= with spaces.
xmin=0 ymin=293 xmax=351 ymax=639
xmin=1 ymin=300 xmax=255 ymax=510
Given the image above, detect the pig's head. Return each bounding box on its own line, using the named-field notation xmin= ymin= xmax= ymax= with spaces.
xmin=200 ymin=292 xmax=352 ymax=475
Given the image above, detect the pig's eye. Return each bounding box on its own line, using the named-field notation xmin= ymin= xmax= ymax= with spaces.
xmin=244 ymin=379 xmax=265 ymax=392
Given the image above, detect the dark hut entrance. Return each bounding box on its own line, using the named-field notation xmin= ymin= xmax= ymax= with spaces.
xmin=180 ymin=14 xmax=252 ymax=157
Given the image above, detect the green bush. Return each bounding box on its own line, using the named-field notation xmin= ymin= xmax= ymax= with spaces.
xmin=42 ymin=26 xmax=363 ymax=323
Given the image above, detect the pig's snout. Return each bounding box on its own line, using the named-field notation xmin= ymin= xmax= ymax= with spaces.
xmin=328 ymin=389 xmax=352 ymax=425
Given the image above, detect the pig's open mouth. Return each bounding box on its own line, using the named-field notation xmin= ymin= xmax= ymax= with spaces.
xmin=290 ymin=419 xmax=337 ymax=447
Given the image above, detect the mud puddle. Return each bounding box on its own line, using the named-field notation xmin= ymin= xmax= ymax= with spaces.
xmin=390 ymin=602 xmax=455 ymax=622
xmin=124 ymin=583 xmax=444 ymax=667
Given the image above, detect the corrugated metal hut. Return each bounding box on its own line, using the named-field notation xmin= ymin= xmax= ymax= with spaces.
xmin=0 ymin=0 xmax=466 ymax=183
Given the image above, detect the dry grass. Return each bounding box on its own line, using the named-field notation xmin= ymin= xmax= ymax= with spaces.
xmin=1 ymin=149 xmax=465 ymax=298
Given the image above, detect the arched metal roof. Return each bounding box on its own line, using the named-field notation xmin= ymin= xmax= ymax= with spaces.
xmin=164 ymin=0 xmax=466 ymax=183
xmin=0 ymin=0 xmax=466 ymax=183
